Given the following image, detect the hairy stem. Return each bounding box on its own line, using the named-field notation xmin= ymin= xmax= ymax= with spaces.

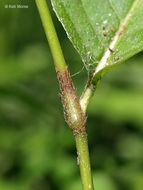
xmin=35 ymin=0 xmax=94 ymax=189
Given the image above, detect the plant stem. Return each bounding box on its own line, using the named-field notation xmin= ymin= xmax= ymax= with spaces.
xmin=35 ymin=0 xmax=66 ymax=71
xmin=80 ymin=79 xmax=101 ymax=113
xmin=80 ymin=84 xmax=95 ymax=113
xmin=76 ymin=132 xmax=94 ymax=190
xmin=35 ymin=1 xmax=94 ymax=189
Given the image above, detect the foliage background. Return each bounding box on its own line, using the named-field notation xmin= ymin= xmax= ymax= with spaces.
xmin=0 ymin=1 xmax=143 ymax=190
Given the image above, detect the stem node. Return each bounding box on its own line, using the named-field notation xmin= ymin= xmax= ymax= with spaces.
xmin=57 ymin=68 xmax=86 ymax=136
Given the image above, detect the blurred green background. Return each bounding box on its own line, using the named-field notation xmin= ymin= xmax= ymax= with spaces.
xmin=0 ymin=1 xmax=143 ymax=190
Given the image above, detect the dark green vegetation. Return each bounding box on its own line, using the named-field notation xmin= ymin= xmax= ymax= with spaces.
xmin=0 ymin=1 xmax=143 ymax=190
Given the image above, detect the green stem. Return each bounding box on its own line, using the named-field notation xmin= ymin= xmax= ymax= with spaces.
xmin=76 ymin=133 xmax=94 ymax=190
xmin=80 ymin=84 xmax=95 ymax=113
xmin=80 ymin=79 xmax=101 ymax=113
xmin=35 ymin=0 xmax=66 ymax=71
xmin=35 ymin=1 xmax=94 ymax=189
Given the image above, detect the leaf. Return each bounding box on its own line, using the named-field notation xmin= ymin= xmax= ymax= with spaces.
xmin=51 ymin=0 xmax=143 ymax=78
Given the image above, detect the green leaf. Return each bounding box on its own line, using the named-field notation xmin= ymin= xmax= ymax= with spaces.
xmin=51 ymin=0 xmax=143 ymax=77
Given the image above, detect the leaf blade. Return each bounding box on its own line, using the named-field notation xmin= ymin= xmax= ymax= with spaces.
xmin=52 ymin=0 xmax=143 ymax=76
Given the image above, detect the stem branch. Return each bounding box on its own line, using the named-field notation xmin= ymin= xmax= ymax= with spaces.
xmin=80 ymin=78 xmax=101 ymax=113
